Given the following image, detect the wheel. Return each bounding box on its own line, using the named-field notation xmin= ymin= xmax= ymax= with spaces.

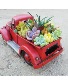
xmin=21 ymin=51 xmax=32 ymax=66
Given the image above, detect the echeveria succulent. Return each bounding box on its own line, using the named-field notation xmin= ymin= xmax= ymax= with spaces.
xmin=44 ymin=33 xmax=54 ymax=44
xmin=26 ymin=27 xmax=40 ymax=40
xmin=34 ymin=35 xmax=47 ymax=47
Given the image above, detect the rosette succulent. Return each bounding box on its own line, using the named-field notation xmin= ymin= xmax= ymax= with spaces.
xmin=26 ymin=27 xmax=40 ymax=40
xmin=51 ymin=28 xmax=62 ymax=40
xmin=44 ymin=32 xmax=54 ymax=44
xmin=34 ymin=35 xmax=47 ymax=47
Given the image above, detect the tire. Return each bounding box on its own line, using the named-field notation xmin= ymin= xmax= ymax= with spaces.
xmin=21 ymin=51 xmax=32 ymax=66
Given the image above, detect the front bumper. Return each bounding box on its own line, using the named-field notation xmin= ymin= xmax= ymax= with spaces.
xmin=34 ymin=47 xmax=63 ymax=69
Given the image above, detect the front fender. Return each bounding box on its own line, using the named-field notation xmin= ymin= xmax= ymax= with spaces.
xmin=0 ymin=27 xmax=11 ymax=41
xmin=19 ymin=43 xmax=41 ymax=67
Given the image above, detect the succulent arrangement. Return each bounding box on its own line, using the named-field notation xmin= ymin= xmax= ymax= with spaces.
xmin=14 ymin=13 xmax=62 ymax=47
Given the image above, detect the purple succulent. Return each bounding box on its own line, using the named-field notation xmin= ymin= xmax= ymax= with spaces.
xmin=32 ymin=27 xmax=37 ymax=32
xmin=26 ymin=27 xmax=40 ymax=40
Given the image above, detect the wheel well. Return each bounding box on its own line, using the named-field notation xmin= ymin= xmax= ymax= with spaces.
xmin=20 ymin=50 xmax=25 ymax=57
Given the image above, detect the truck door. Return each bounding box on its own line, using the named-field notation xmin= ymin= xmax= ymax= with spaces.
xmin=10 ymin=28 xmax=17 ymax=43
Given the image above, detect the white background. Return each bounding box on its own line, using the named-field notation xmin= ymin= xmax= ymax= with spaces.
xmin=0 ymin=0 xmax=68 ymax=9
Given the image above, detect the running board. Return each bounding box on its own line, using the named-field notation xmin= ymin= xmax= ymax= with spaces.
xmin=7 ymin=41 xmax=20 ymax=54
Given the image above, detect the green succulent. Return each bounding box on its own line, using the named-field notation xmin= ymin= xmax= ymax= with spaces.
xmin=14 ymin=29 xmax=18 ymax=33
xmin=52 ymin=28 xmax=62 ymax=40
xmin=34 ymin=35 xmax=46 ymax=47
xmin=35 ymin=14 xmax=47 ymax=27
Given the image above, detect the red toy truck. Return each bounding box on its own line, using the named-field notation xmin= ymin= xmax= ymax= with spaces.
xmin=0 ymin=14 xmax=63 ymax=69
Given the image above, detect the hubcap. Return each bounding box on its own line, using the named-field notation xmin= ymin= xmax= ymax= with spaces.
xmin=24 ymin=53 xmax=31 ymax=62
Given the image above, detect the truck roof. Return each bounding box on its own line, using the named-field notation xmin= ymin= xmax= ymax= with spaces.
xmin=12 ymin=14 xmax=34 ymax=27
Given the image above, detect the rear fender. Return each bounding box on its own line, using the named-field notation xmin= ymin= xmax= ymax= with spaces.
xmin=19 ymin=44 xmax=41 ymax=66
xmin=0 ymin=27 xmax=11 ymax=41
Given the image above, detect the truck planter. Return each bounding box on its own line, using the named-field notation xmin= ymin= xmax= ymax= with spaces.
xmin=0 ymin=14 xmax=63 ymax=69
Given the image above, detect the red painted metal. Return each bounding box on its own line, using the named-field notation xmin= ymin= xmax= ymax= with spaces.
xmin=17 ymin=34 xmax=27 ymax=46
xmin=19 ymin=43 xmax=41 ymax=66
xmin=34 ymin=48 xmax=63 ymax=69
xmin=0 ymin=14 xmax=63 ymax=69
xmin=0 ymin=27 xmax=12 ymax=41
xmin=10 ymin=28 xmax=18 ymax=43
xmin=6 ymin=21 xmax=12 ymax=30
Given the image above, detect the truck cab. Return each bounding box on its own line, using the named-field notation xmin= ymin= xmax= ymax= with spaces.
xmin=6 ymin=14 xmax=34 ymax=43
